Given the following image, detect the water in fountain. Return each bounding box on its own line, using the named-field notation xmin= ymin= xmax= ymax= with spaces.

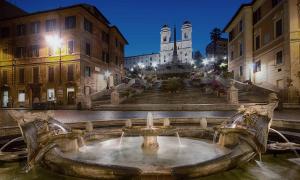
xmin=0 ymin=136 xmax=23 ymax=152
xmin=269 ymin=128 xmax=299 ymax=157
xmin=228 ymin=113 xmax=244 ymax=128
xmin=146 ymin=112 xmax=154 ymax=129
xmin=176 ymin=132 xmax=182 ymax=146
xmin=119 ymin=132 xmax=124 ymax=147
xmin=213 ymin=131 xmax=219 ymax=144
xmin=255 ymin=160 xmax=282 ymax=179
xmin=51 ymin=123 xmax=67 ymax=133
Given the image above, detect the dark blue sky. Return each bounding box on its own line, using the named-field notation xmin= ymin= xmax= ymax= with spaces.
xmin=9 ymin=0 xmax=250 ymax=56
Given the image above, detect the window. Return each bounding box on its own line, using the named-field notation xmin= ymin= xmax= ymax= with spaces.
xmin=47 ymin=89 xmax=55 ymax=101
xmin=67 ymin=64 xmax=74 ymax=81
xmin=2 ymin=48 xmax=8 ymax=59
xmin=46 ymin=19 xmax=56 ymax=32
xmin=102 ymin=31 xmax=109 ymax=43
xmin=239 ymin=42 xmax=243 ymax=56
xmin=84 ymin=18 xmax=93 ymax=33
xmin=2 ymin=70 xmax=7 ymax=84
xmin=30 ymin=21 xmax=40 ymax=34
xmin=33 ymin=67 xmax=39 ymax=83
xmin=106 ymin=53 xmax=109 ymax=63
xmin=15 ymin=47 xmax=26 ymax=58
xmin=239 ymin=20 xmax=243 ymax=32
xmin=102 ymin=51 xmax=106 ymax=62
xmin=276 ymin=51 xmax=283 ymax=65
xmin=239 ymin=66 xmax=243 ymax=76
xmin=29 ymin=45 xmax=39 ymax=57
xmin=263 ymin=33 xmax=271 ymax=45
xmin=48 ymin=47 xmax=53 ymax=56
xmin=115 ymin=39 xmax=118 ymax=47
xmin=65 ymin=16 xmax=76 ymax=29
xmin=163 ymin=36 xmax=167 ymax=42
xmin=68 ymin=40 xmax=74 ymax=54
xmin=48 ymin=66 xmax=54 ymax=82
xmin=85 ymin=43 xmax=91 ymax=56
xmin=272 ymin=0 xmax=282 ymax=7
xmin=255 ymin=35 xmax=261 ymax=50
xmin=229 ymin=30 xmax=234 ymax=41
xmin=0 ymin=27 xmax=10 ymax=38
xmin=184 ymin=33 xmax=188 ymax=39
xmin=230 ymin=51 xmax=234 ymax=60
xmin=254 ymin=60 xmax=261 ymax=73
xmin=18 ymin=90 xmax=25 ymax=102
xmin=253 ymin=7 xmax=261 ymax=25
xmin=16 ymin=24 xmax=26 ymax=36
xmin=19 ymin=68 xmax=25 ymax=84
xmin=275 ymin=19 xmax=283 ymax=38
xmin=115 ymin=56 xmax=118 ymax=65
xmin=85 ymin=66 xmax=91 ymax=77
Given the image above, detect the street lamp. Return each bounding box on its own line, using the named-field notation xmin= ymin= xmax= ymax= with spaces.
xmin=104 ymin=70 xmax=111 ymax=89
xmin=202 ymin=58 xmax=209 ymax=66
xmin=45 ymin=34 xmax=63 ymax=84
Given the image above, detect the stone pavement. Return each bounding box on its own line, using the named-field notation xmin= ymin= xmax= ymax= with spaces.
xmin=0 ymin=109 xmax=299 ymax=128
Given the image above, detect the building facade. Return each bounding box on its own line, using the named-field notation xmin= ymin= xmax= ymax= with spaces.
xmin=0 ymin=4 xmax=127 ymax=109
xmin=0 ymin=0 xmax=27 ymax=20
xmin=125 ymin=21 xmax=193 ymax=69
xmin=205 ymin=38 xmax=228 ymax=60
xmin=224 ymin=0 xmax=300 ymax=100
xmin=124 ymin=53 xmax=160 ymax=70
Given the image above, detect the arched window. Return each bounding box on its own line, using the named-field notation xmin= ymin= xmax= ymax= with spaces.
xmin=163 ymin=36 xmax=167 ymax=42
xmin=184 ymin=33 xmax=188 ymax=39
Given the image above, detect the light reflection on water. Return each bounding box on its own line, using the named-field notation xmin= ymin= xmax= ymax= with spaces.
xmin=0 ymin=154 xmax=299 ymax=180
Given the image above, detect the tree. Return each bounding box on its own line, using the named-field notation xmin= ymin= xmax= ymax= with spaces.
xmin=210 ymin=28 xmax=223 ymax=59
xmin=210 ymin=28 xmax=222 ymax=42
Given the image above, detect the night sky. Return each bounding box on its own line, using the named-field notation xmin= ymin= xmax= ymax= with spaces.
xmin=9 ymin=0 xmax=251 ymax=57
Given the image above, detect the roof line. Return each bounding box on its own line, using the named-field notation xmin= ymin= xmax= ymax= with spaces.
xmin=111 ymin=25 xmax=129 ymax=45
xmin=223 ymin=0 xmax=257 ymax=32
xmin=125 ymin=53 xmax=160 ymax=58
xmin=0 ymin=3 xmax=110 ymax=25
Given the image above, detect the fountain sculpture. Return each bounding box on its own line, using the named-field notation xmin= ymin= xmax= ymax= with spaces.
xmin=122 ymin=112 xmax=177 ymax=152
xmin=7 ymin=93 xmax=293 ymax=179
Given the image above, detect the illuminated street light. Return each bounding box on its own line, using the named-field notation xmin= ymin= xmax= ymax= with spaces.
xmin=45 ymin=35 xmax=62 ymax=49
xmin=137 ymin=62 xmax=145 ymax=69
xmin=130 ymin=68 xmax=134 ymax=72
xmin=45 ymin=34 xmax=63 ymax=84
xmin=202 ymin=58 xmax=209 ymax=65
xmin=104 ymin=70 xmax=111 ymax=78
xmin=104 ymin=70 xmax=111 ymax=89
xmin=152 ymin=63 xmax=158 ymax=68
xmin=220 ymin=62 xmax=227 ymax=68
xmin=223 ymin=56 xmax=227 ymax=60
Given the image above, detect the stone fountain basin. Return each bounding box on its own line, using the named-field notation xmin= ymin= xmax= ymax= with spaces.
xmin=40 ymin=135 xmax=255 ymax=179
xmin=40 ymin=130 xmax=258 ymax=179
xmin=122 ymin=126 xmax=177 ymax=136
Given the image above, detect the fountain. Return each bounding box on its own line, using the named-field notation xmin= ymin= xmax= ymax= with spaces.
xmin=122 ymin=112 xmax=177 ymax=152
xmin=8 ymin=93 xmax=299 ymax=179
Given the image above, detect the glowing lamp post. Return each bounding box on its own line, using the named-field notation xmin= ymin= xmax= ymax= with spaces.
xmin=45 ymin=35 xmax=63 ymax=84
xmin=104 ymin=70 xmax=111 ymax=89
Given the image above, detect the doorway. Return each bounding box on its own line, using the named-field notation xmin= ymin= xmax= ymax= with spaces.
xmin=67 ymin=87 xmax=75 ymax=105
xmin=2 ymin=91 xmax=8 ymax=107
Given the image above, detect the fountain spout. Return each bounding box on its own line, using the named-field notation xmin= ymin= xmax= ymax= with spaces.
xmin=146 ymin=112 xmax=154 ymax=129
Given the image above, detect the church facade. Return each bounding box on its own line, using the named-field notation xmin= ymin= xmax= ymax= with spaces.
xmin=125 ymin=21 xmax=193 ymax=69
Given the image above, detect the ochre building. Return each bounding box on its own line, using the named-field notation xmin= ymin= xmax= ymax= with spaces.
xmin=0 ymin=3 xmax=128 ymax=109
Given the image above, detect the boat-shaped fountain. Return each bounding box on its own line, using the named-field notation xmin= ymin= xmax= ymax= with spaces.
xmin=8 ymin=93 xmax=287 ymax=179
